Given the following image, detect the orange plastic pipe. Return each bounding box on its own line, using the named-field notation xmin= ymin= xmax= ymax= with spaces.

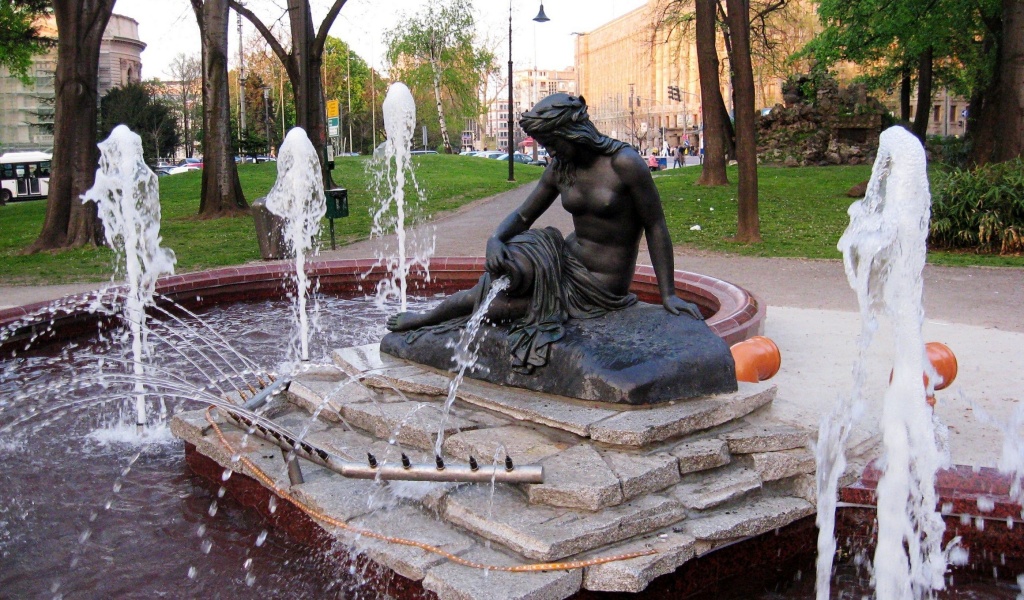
xmin=731 ymin=336 xmax=782 ymax=383
xmin=888 ymin=342 xmax=958 ymax=406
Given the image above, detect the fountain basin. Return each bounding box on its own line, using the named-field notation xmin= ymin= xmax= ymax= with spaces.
xmin=0 ymin=257 xmax=765 ymax=353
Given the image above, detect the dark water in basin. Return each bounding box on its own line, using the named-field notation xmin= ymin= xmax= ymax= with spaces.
xmin=0 ymin=295 xmax=416 ymax=598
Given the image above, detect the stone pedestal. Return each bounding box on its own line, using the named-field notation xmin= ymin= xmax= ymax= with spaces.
xmin=381 ymin=302 xmax=738 ymax=405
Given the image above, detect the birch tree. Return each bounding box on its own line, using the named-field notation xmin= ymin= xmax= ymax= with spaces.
xmin=384 ymin=0 xmax=493 ymax=154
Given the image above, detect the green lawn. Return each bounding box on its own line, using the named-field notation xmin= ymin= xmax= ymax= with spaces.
xmin=656 ymin=164 xmax=1024 ymax=268
xmin=0 ymin=155 xmax=545 ymax=284
xmin=0 ymin=158 xmax=1020 ymax=286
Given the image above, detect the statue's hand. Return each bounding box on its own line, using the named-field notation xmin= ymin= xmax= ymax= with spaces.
xmin=663 ymin=295 xmax=703 ymax=320
xmin=485 ymin=237 xmax=509 ymax=275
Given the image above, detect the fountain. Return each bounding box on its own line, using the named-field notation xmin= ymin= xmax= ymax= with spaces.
xmin=3 ymin=104 xmax=1019 ymax=598
xmin=81 ymin=124 xmax=176 ymax=431
xmin=370 ymin=82 xmax=435 ymax=311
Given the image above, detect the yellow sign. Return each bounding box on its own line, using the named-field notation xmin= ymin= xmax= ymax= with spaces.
xmin=326 ymin=99 xmax=339 ymax=119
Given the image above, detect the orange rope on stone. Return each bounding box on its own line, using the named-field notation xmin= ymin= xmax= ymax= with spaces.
xmin=204 ymin=408 xmax=657 ymax=572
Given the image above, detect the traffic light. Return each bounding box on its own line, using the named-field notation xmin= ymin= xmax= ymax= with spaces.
xmin=667 ymin=85 xmax=681 ymax=102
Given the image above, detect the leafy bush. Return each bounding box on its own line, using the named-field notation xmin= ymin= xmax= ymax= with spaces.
xmin=930 ymin=158 xmax=1024 ymax=254
xmin=926 ymin=135 xmax=971 ymax=168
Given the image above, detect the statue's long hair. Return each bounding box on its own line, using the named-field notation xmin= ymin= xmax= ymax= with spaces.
xmin=519 ymin=94 xmax=628 ymax=185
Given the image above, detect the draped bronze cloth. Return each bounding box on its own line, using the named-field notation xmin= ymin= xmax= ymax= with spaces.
xmin=404 ymin=227 xmax=637 ymax=373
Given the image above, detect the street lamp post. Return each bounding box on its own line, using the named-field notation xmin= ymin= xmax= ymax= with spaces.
xmin=508 ymin=1 xmax=550 ymax=183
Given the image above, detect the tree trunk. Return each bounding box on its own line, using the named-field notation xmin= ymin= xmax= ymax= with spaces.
xmin=288 ymin=0 xmax=334 ymax=188
xmin=911 ymin=46 xmax=933 ymax=143
xmin=900 ymin=69 xmax=912 ymax=121
xmin=433 ymin=62 xmax=453 ymax=154
xmin=696 ymin=0 xmax=729 ymax=186
xmin=27 ymin=0 xmax=115 ymax=252
xmin=231 ymin=0 xmax=346 ymax=189
xmin=725 ymin=0 xmax=761 ymax=243
xmin=192 ymin=0 xmax=247 ymax=215
xmin=992 ymin=0 xmax=1023 ymax=162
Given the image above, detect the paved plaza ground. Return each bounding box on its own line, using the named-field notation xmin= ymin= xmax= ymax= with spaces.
xmin=2 ymin=181 xmax=1021 ymax=468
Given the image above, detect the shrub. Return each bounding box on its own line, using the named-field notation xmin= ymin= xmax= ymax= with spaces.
xmin=930 ymin=158 xmax=1024 ymax=254
xmin=926 ymin=135 xmax=971 ymax=168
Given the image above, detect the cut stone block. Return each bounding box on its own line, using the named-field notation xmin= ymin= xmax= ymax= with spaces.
xmin=582 ymin=530 xmax=698 ymax=593
xmin=443 ymin=484 xmax=686 ymax=561
xmin=422 ymin=545 xmax=583 ymax=600
xmin=588 ymin=384 xmax=776 ymax=446
xmin=601 ymin=451 xmax=681 ymax=500
xmin=346 ymin=505 xmax=477 ymax=581
xmin=685 ymin=496 xmax=814 ymax=541
xmin=723 ymin=423 xmax=811 ymax=454
xmin=745 ymin=447 xmax=816 ymax=482
xmin=455 ymin=379 xmax=619 ymax=437
xmin=287 ymin=472 xmax=382 ymax=523
xmin=288 ymin=375 xmax=383 ymax=422
xmin=766 ymin=473 xmax=817 ymax=504
xmin=334 ymin=344 xmax=449 ymax=396
xmin=381 ymin=302 xmax=738 ymax=405
xmin=527 ymin=444 xmax=623 ymax=510
xmin=671 ymin=438 xmax=731 ymax=475
xmin=304 ymin=427 xmax=431 ymax=468
xmin=171 ymin=410 xmax=286 ymax=483
xmin=340 ymin=400 xmax=479 ymax=451
xmin=670 ymin=464 xmax=762 ymax=510
xmin=441 ymin=426 xmax=570 ymax=465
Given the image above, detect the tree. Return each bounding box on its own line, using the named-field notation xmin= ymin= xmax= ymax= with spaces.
xmin=694 ymin=0 xmax=730 ymax=186
xmin=724 ymin=0 xmax=761 ymax=242
xmin=0 ymin=0 xmax=54 ymax=83
xmin=384 ymin=0 xmax=494 ymax=154
xmin=801 ymin=0 xmax=988 ymax=144
xmin=99 ymin=82 xmax=179 ymax=163
xmin=166 ymin=52 xmax=201 ymax=159
xmin=230 ymin=0 xmax=348 ymax=188
xmin=190 ymin=0 xmax=247 ymax=215
xmin=968 ymin=0 xmax=1024 ymax=165
xmin=28 ymin=0 xmax=116 ymax=252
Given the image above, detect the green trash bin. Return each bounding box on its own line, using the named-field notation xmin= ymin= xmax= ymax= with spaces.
xmin=325 ymin=188 xmax=348 ymax=249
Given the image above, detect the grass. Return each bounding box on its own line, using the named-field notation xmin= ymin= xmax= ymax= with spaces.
xmin=655 ymin=164 xmax=1024 ymax=268
xmin=0 ymin=158 xmax=1020 ymax=286
xmin=0 ymin=155 xmax=544 ymax=284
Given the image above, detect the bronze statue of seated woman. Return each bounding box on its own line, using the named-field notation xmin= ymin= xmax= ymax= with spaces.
xmin=383 ymin=94 xmax=732 ymax=402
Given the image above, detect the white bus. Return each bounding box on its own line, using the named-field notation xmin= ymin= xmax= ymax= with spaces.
xmin=0 ymin=151 xmax=51 ymax=204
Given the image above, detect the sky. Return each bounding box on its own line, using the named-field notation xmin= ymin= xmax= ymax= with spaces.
xmin=111 ymin=0 xmax=648 ymax=81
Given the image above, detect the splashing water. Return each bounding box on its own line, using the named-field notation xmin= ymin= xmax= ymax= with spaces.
xmin=265 ymin=128 xmax=326 ymax=362
xmin=371 ymin=83 xmax=435 ymax=311
xmin=433 ymin=276 xmax=510 ymax=457
xmin=81 ymin=125 xmax=176 ymax=431
xmin=817 ymin=126 xmax=949 ymax=599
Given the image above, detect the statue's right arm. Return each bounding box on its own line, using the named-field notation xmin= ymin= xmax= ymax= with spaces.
xmin=485 ymin=167 xmax=560 ymax=273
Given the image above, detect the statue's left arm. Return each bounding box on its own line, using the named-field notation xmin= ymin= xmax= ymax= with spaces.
xmin=613 ymin=151 xmax=703 ymax=320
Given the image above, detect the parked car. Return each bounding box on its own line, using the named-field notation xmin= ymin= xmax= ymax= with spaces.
xmin=496 ymin=152 xmax=534 ymax=164
xmin=153 ymin=167 xmax=171 ymax=177
xmin=474 ymin=151 xmax=505 ymax=160
xmin=411 ymin=150 xmax=438 ymax=155
xmin=177 ymin=158 xmax=203 ymax=169
xmin=165 ymin=165 xmax=199 ymax=175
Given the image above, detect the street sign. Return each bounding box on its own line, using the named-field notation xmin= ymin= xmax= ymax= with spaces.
xmin=328 ymin=116 xmax=340 ymax=137
xmin=326 ymin=99 xmax=339 ymax=119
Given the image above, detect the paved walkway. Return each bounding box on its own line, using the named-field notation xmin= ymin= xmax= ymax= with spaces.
xmin=2 ymin=182 xmax=1021 ymax=467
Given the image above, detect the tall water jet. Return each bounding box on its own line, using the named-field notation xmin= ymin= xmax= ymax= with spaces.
xmin=82 ymin=124 xmax=176 ymax=432
xmin=265 ymin=128 xmax=326 ymax=362
xmin=372 ymin=82 xmax=435 ymax=311
xmin=818 ymin=126 xmax=948 ymax=599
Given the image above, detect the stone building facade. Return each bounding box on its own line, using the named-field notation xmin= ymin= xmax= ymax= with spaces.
xmin=573 ymin=0 xmax=817 ymax=153
xmin=0 ymin=14 xmax=145 ymax=152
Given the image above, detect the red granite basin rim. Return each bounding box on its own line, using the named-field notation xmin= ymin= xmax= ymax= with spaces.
xmin=0 ymin=257 xmax=765 ymax=351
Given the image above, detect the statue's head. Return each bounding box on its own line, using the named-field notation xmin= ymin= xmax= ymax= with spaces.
xmin=520 ymin=94 xmax=628 ymax=181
